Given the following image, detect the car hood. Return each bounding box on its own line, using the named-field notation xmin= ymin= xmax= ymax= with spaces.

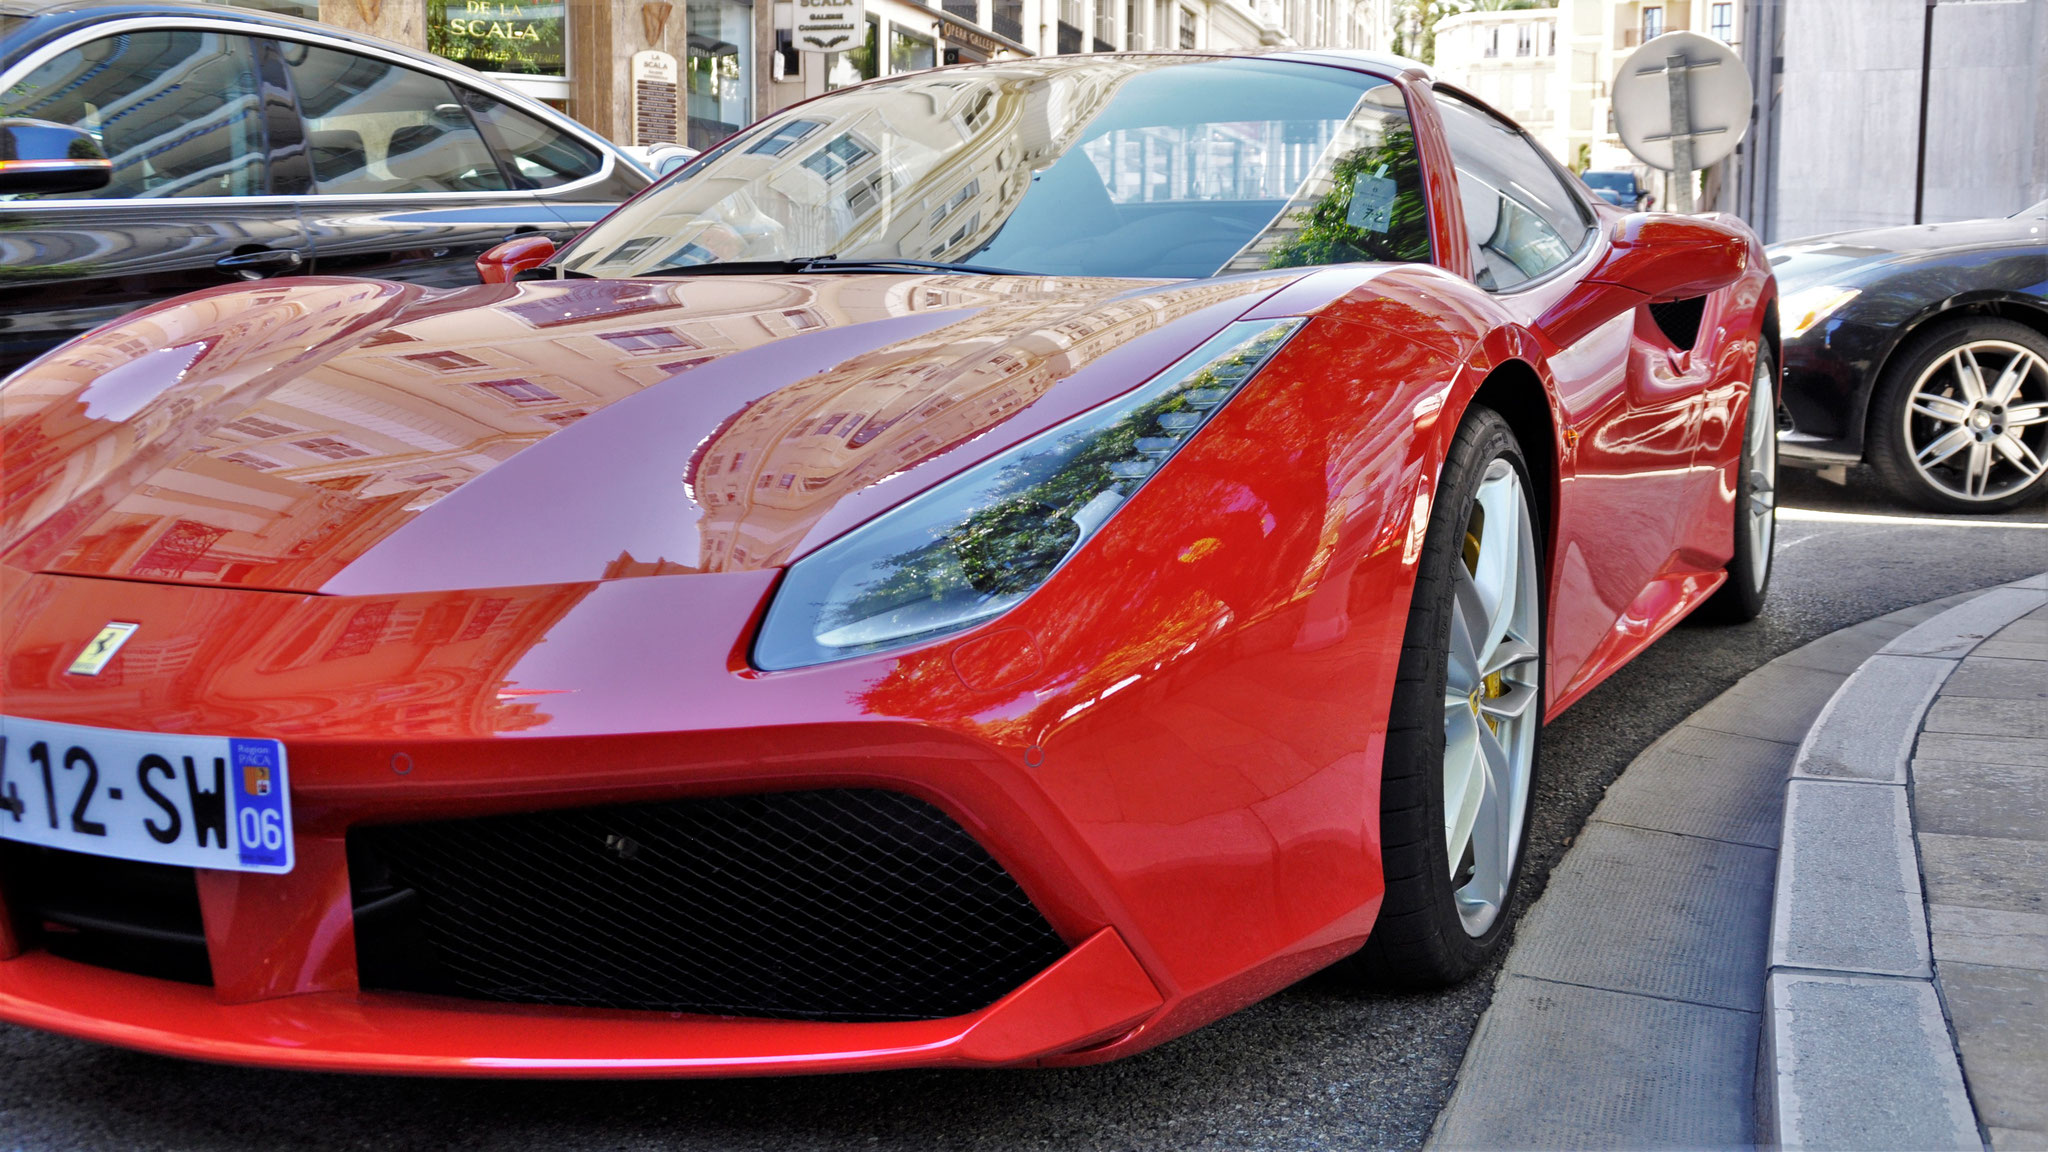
xmin=2 ymin=270 xmax=1303 ymax=596
xmin=1766 ymin=211 xmax=2048 ymax=290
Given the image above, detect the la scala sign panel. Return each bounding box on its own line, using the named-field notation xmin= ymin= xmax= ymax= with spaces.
xmin=796 ymin=0 xmax=864 ymax=51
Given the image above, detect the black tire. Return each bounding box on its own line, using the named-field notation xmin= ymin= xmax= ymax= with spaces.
xmin=1698 ymin=345 xmax=1776 ymax=623
xmin=1867 ymin=316 xmax=2048 ymax=513
xmin=1340 ymin=405 xmax=1543 ymax=989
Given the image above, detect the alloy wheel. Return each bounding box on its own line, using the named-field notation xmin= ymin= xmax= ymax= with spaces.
xmin=1902 ymin=339 xmax=2048 ymax=503
xmin=1440 ymin=459 xmax=1541 ymax=938
xmin=1747 ymin=361 xmax=1778 ymax=588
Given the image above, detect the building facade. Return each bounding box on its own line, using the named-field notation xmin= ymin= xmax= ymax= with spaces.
xmin=1430 ymin=7 xmax=1559 ymax=143
xmin=1545 ymin=0 xmax=1743 ymax=195
xmin=223 ymin=0 xmax=1391 ymax=154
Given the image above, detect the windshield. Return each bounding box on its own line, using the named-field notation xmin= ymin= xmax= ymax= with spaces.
xmin=2015 ymin=199 xmax=2048 ymax=219
xmin=554 ymin=56 xmax=1432 ymax=280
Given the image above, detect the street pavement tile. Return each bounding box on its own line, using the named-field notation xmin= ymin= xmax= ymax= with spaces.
xmin=1774 ymin=781 xmax=1930 ymax=978
xmin=1996 ymin=618 xmax=2048 ymax=644
xmin=1775 ymin=619 xmax=1910 ymax=675
xmin=1919 ymin=833 xmax=2048 ymax=916
xmin=1973 ymin=638 xmax=2048 ymax=661
xmin=1506 ymin=822 xmax=1774 ymax=1011
xmin=1915 ymin=731 xmax=2048 ymax=769
xmin=1429 ymin=975 xmax=1755 ymax=1151
xmin=1990 ymin=1126 xmax=2048 ymax=1151
xmin=1924 ymin=696 xmax=2048 ymax=740
xmin=1912 ymin=759 xmax=2048 ymax=841
xmin=1936 ymin=961 xmax=2048 ymax=1135
xmin=1930 ymin=904 xmax=2048 ymax=971
xmin=1589 ymin=722 xmax=1793 ymax=848
xmin=1686 ymin=664 xmax=1848 ymax=746
xmin=1765 ymin=972 xmax=1979 ymax=1152
xmin=1943 ymin=655 xmax=2048 ymax=701
xmin=1794 ymin=654 xmax=1949 ymax=784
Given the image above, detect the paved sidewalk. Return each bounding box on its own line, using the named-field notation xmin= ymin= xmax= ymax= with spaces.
xmin=1765 ymin=574 xmax=2048 ymax=1151
xmin=1430 ymin=574 xmax=2048 ymax=1150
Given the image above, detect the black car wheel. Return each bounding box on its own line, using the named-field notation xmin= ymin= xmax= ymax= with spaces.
xmin=1342 ymin=406 xmax=1543 ymax=988
xmin=1868 ymin=317 xmax=2048 ymax=512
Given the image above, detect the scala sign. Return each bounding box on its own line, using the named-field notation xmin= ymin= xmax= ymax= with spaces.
xmin=428 ymin=0 xmax=565 ymax=76
xmin=795 ymin=0 xmax=865 ymax=52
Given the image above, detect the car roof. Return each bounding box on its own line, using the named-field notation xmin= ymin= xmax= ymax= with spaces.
xmin=4 ymin=0 xmax=483 ymax=79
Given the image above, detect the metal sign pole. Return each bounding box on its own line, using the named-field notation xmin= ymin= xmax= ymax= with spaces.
xmin=1665 ymin=52 xmax=1695 ymax=213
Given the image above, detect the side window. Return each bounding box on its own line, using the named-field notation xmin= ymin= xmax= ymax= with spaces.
xmin=461 ymin=91 xmax=601 ymax=189
xmin=1434 ymin=91 xmax=1590 ymax=290
xmin=0 ymin=31 xmax=266 ymax=200
xmin=278 ymin=42 xmax=507 ymax=195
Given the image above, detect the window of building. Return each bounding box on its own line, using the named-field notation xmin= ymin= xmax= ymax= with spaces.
xmin=891 ymin=26 xmax=936 ymax=73
xmin=600 ymin=328 xmax=702 ymax=353
xmin=802 ymin=133 xmax=875 ymax=180
xmin=0 ymin=30 xmax=266 ymax=200
xmin=1178 ymin=8 xmax=1197 ymax=48
xmin=1485 ymin=27 xmax=1499 ymax=57
xmin=471 ymin=378 xmax=565 ymax=404
xmin=405 ymin=350 xmax=487 ymax=371
xmin=284 ymin=42 xmax=507 ymax=195
xmin=825 ymin=17 xmax=881 ymax=90
xmin=294 ymin=436 xmax=373 ymax=460
xmin=748 ymin=119 xmax=823 ymax=155
xmin=1711 ymin=2 xmax=1734 ymax=42
xmin=687 ymin=0 xmax=753 ymax=149
xmin=1642 ymin=5 xmax=1665 ymax=40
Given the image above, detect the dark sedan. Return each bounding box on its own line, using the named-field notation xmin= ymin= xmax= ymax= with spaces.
xmin=1770 ymin=200 xmax=2048 ymax=511
xmin=0 ymin=0 xmax=649 ymax=375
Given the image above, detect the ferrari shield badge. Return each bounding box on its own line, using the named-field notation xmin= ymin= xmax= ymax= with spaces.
xmin=67 ymin=622 xmax=140 ymax=676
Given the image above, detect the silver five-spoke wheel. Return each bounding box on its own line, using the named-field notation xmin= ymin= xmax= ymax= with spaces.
xmin=1745 ymin=364 xmax=1778 ymax=588
xmin=1441 ymin=458 xmax=1541 ymax=938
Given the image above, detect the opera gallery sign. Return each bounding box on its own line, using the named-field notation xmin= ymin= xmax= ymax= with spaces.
xmin=795 ymin=0 xmax=865 ymax=51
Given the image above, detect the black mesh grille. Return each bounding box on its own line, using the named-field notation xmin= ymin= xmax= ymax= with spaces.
xmin=348 ymin=789 xmax=1068 ymax=1022
xmin=0 ymin=842 xmax=212 ymax=985
xmin=1650 ymin=294 xmax=1707 ymax=350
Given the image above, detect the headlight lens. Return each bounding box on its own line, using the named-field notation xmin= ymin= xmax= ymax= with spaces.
xmin=1781 ymin=285 xmax=1860 ymax=339
xmin=752 ymin=317 xmax=1306 ymax=670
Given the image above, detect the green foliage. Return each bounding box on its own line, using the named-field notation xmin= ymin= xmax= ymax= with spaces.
xmin=1262 ymin=125 xmax=1432 ymax=270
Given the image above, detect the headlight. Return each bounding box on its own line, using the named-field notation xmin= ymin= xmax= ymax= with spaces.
xmin=1781 ymin=285 xmax=1860 ymax=339
xmin=752 ymin=317 xmax=1306 ymax=670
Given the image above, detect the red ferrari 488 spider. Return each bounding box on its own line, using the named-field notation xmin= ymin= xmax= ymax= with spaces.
xmin=0 ymin=48 xmax=1777 ymax=1076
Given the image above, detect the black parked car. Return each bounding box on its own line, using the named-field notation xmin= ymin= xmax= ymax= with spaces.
xmin=0 ymin=0 xmax=649 ymax=374
xmin=1770 ymin=200 xmax=2048 ymax=511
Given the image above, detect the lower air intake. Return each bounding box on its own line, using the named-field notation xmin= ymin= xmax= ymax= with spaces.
xmin=348 ymin=788 xmax=1068 ymax=1022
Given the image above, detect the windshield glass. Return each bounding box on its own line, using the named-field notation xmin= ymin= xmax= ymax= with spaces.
xmin=554 ymin=56 xmax=1431 ymax=280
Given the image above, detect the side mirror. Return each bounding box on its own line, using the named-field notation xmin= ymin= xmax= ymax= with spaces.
xmin=1538 ymin=213 xmax=1750 ymax=347
xmin=0 ymin=118 xmax=112 ymax=196
xmin=477 ymin=234 xmax=557 ymax=284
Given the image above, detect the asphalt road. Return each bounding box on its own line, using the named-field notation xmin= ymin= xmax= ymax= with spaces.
xmin=3 ymin=465 xmax=2044 ymax=1152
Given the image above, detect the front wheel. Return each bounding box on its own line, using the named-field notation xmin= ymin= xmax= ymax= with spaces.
xmin=1699 ymin=345 xmax=1777 ymax=623
xmin=1867 ymin=317 xmax=2048 ymax=512
xmin=1343 ymin=406 xmax=1543 ymax=988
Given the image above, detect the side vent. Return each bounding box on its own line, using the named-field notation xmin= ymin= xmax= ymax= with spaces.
xmin=1649 ymin=295 xmax=1707 ymax=350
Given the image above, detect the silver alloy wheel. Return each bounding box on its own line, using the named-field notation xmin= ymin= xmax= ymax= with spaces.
xmin=1747 ymin=359 xmax=1778 ymax=589
xmin=1903 ymin=339 xmax=2048 ymax=502
xmin=1441 ymin=458 xmax=1541 ymax=937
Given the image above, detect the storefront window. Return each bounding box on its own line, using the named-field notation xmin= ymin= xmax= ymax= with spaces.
xmin=890 ymin=27 xmax=936 ymax=74
xmin=687 ymin=0 xmax=753 ymax=149
xmin=826 ymin=17 xmax=881 ymax=90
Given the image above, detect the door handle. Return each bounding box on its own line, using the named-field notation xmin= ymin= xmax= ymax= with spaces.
xmin=215 ymin=249 xmax=306 ymax=275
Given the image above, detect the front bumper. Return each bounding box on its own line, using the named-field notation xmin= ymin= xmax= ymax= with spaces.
xmin=0 ymin=927 xmax=1159 ymax=1077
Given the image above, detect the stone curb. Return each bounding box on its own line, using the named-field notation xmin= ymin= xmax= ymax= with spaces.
xmin=1760 ymin=575 xmax=2048 ymax=1152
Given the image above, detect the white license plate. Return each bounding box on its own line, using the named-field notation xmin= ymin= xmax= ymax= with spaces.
xmin=0 ymin=716 xmax=293 ymax=874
